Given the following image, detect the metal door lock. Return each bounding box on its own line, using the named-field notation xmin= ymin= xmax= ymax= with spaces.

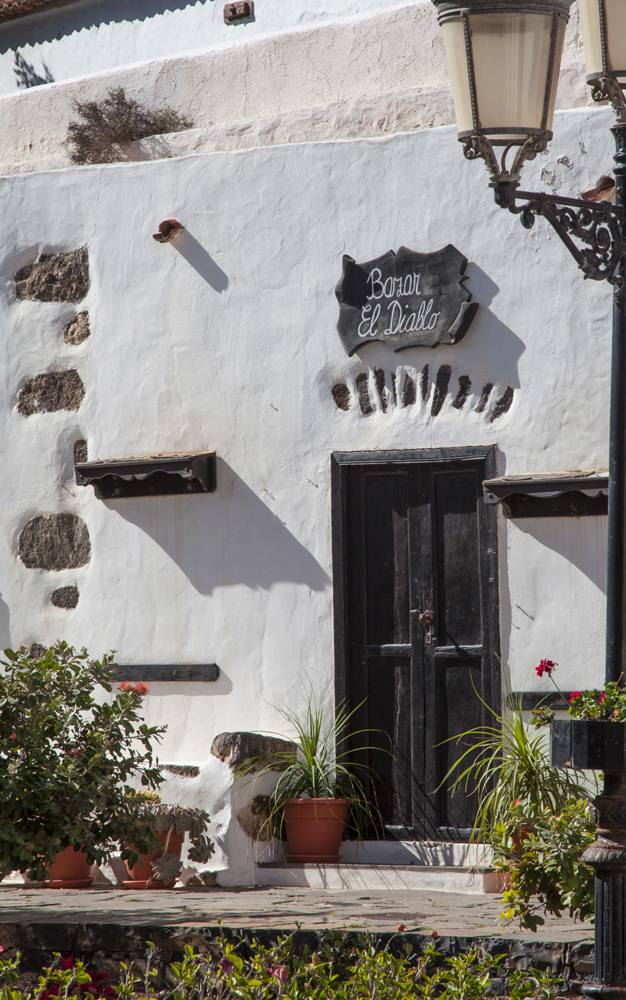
xmin=416 ymin=609 xmax=435 ymax=645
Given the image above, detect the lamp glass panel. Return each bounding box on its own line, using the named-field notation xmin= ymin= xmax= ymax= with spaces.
xmin=606 ymin=0 xmax=626 ymax=79
xmin=470 ymin=12 xmax=565 ymax=142
xmin=580 ymin=0 xmax=626 ymax=80
xmin=578 ymin=0 xmax=603 ymax=78
xmin=441 ymin=18 xmax=474 ymax=133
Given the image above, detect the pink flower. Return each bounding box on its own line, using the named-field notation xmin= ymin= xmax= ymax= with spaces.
xmin=536 ymin=659 xmax=557 ymax=678
xmin=600 ymin=691 xmax=606 ymax=704
xmin=271 ymin=966 xmax=288 ymax=984
xmin=220 ymin=958 xmax=233 ymax=975
xmin=570 ymin=692 xmax=581 ymax=702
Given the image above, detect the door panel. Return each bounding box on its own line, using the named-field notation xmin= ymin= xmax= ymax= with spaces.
xmin=335 ymin=451 xmax=499 ymax=841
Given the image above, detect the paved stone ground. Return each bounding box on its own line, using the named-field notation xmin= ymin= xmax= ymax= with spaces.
xmin=0 ymin=886 xmax=593 ymax=943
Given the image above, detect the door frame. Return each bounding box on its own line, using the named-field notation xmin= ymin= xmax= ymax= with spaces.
xmin=331 ymin=446 xmax=501 ymax=816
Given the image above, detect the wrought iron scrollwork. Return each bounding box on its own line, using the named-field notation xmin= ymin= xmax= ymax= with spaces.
xmin=503 ymin=191 xmax=625 ymax=285
xmin=591 ymin=75 xmax=626 ymax=125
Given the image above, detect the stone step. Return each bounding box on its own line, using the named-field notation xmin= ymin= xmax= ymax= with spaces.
xmin=256 ymin=862 xmax=505 ymax=894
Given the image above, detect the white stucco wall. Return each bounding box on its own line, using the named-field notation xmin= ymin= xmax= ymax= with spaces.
xmin=0 ymin=101 xmax=614 ymax=874
xmin=0 ymin=2 xmax=592 ymax=176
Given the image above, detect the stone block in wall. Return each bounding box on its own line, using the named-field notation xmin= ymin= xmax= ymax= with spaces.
xmin=50 ymin=585 xmax=79 ymax=609
xmin=236 ymin=794 xmax=276 ymax=841
xmin=15 ymin=248 xmax=89 ymax=303
xmin=17 ymin=369 xmax=85 ymax=416
xmin=64 ymin=311 xmax=91 ymax=345
xmin=211 ymin=732 xmax=296 ymax=773
xmin=19 ymin=514 xmax=91 ymax=571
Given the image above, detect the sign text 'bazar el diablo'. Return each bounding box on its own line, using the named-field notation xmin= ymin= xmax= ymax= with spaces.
xmin=335 ymin=244 xmax=479 ymax=355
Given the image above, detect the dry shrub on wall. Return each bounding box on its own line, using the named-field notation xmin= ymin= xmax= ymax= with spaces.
xmin=66 ymin=87 xmax=193 ymax=165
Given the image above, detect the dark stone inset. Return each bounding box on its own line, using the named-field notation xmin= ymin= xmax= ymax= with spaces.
xmin=475 ymin=383 xmax=493 ymax=414
xmin=420 ymin=364 xmax=429 ymax=401
xmin=64 ymin=311 xmax=91 ymax=345
xmin=18 ymin=369 xmax=85 ymax=416
xmin=391 ymin=372 xmax=397 ymax=406
xmin=29 ymin=643 xmax=46 ymax=659
xmin=74 ymin=439 xmax=88 ymax=464
xmin=51 ymin=585 xmax=79 ymax=609
xmin=331 ymin=383 xmax=351 ymax=411
xmin=374 ymin=368 xmax=387 ymax=413
xmin=210 ymin=732 xmax=296 ymax=773
xmin=15 ymin=247 xmax=89 ymax=303
xmin=491 ymin=386 xmax=514 ymax=422
xmin=402 ymin=374 xmax=416 ymax=407
xmin=452 ymin=374 xmax=471 ymax=409
xmin=237 ymin=794 xmax=275 ymax=841
xmin=431 ymin=364 xmax=452 ymax=417
xmin=19 ymin=513 xmax=91 ymax=571
xmin=355 ymin=373 xmax=373 ymax=415
xmin=162 ymin=764 xmax=201 ymax=778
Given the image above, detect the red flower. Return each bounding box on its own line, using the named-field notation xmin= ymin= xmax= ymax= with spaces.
xmin=600 ymin=691 xmax=606 ymax=704
xmin=271 ymin=966 xmax=288 ymax=984
xmin=120 ymin=681 xmax=149 ymax=696
xmin=59 ymin=956 xmax=75 ymax=970
xmin=570 ymin=691 xmax=582 ymax=702
xmin=10 ymin=733 xmax=16 ymax=740
xmin=219 ymin=958 xmax=233 ymax=975
xmin=536 ymin=659 xmax=557 ymax=678
xmin=68 ymin=749 xmax=84 ymax=757
xmin=397 ymin=923 xmax=406 ymax=932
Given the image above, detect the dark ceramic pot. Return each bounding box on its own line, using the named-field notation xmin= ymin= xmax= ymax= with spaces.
xmin=551 ymin=719 xmax=626 ymax=770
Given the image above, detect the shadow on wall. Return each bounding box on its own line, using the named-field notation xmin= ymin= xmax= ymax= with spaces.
xmin=173 ymin=231 xmax=229 ymax=293
xmin=14 ymin=51 xmax=54 ymax=88
xmin=104 ymin=459 xmax=331 ymax=595
xmin=513 ymin=516 xmax=607 ymax=593
xmin=462 ymin=264 xmax=525 ymax=390
xmin=0 ymin=1 xmax=206 ymax=54
xmin=0 ymin=597 xmax=10 ymax=650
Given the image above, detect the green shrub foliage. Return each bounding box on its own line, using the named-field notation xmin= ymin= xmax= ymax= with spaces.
xmin=0 ymin=933 xmax=567 ymax=1000
xmin=0 ymin=641 xmax=165 ymax=881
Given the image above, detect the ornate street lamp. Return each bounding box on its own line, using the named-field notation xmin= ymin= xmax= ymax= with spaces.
xmin=432 ymin=1 xmax=626 ymax=995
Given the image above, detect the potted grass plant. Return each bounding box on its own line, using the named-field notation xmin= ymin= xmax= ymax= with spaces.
xmin=238 ymin=696 xmax=384 ymax=863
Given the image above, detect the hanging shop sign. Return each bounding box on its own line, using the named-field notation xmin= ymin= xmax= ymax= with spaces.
xmin=335 ymin=244 xmax=478 ymax=355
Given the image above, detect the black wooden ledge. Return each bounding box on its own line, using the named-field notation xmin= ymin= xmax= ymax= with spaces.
xmin=113 ymin=664 xmax=220 ymax=682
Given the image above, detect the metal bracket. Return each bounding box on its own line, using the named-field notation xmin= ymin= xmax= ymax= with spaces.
xmin=494 ymin=189 xmax=626 ymax=286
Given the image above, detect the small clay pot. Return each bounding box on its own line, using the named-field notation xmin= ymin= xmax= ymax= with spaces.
xmin=45 ymin=846 xmax=93 ymax=889
xmin=284 ymin=798 xmax=348 ymax=863
xmin=122 ymin=830 xmax=185 ymax=889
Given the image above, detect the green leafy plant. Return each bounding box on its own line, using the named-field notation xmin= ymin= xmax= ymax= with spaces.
xmin=237 ymin=696 xmax=385 ymax=840
xmin=66 ymin=87 xmax=193 ymax=165
xmin=0 ymin=641 xmax=165 ymax=881
xmin=0 ymin=935 xmax=567 ymax=1000
xmin=494 ymin=798 xmax=596 ymax=931
xmin=132 ymin=801 xmax=215 ymax=886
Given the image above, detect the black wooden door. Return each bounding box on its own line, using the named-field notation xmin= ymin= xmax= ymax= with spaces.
xmin=332 ymin=449 xmax=500 ymax=841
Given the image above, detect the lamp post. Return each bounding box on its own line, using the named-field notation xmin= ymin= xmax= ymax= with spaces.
xmin=432 ymin=1 xmax=626 ymax=995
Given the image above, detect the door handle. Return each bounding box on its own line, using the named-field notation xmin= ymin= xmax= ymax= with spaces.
xmin=417 ymin=610 xmax=434 ymax=625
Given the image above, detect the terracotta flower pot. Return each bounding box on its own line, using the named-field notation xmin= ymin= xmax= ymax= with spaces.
xmin=122 ymin=830 xmax=185 ymax=889
xmin=284 ymin=798 xmax=348 ymax=863
xmin=45 ymin=845 xmax=93 ymax=889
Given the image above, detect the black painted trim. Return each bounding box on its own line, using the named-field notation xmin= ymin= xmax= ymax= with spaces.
xmin=506 ymin=690 xmax=572 ymax=710
xmin=113 ymin=664 xmax=220 ymax=682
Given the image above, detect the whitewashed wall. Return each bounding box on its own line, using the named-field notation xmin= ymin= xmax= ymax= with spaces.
xmin=0 ymin=103 xmax=614 ymax=876
xmin=0 ymin=1 xmax=590 ymax=171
